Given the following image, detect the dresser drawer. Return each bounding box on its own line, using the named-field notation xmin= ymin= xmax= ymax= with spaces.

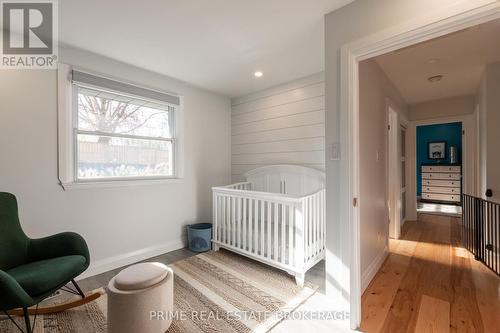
xmin=422 ymin=186 xmax=460 ymax=194
xmin=422 ymin=193 xmax=461 ymax=202
xmin=422 ymin=172 xmax=461 ymax=180
xmin=422 ymin=165 xmax=461 ymax=173
xmin=422 ymin=179 xmax=460 ymax=188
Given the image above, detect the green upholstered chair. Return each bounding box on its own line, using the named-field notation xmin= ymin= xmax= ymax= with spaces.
xmin=0 ymin=192 xmax=91 ymax=333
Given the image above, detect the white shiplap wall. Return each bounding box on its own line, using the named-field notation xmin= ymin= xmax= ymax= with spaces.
xmin=231 ymin=72 xmax=325 ymax=182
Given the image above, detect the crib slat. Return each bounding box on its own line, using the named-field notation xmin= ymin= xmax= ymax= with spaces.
xmin=304 ymin=197 xmax=308 ymax=261
xmin=318 ymin=193 xmax=321 ymax=254
xmin=309 ymin=196 xmax=314 ymax=260
xmin=237 ymin=197 xmax=241 ymax=249
xmin=316 ymin=193 xmax=321 ymax=254
xmin=319 ymin=191 xmax=324 ymax=253
xmin=226 ymin=197 xmax=233 ymax=245
xmin=225 ymin=196 xmax=229 ymax=246
xmin=315 ymin=193 xmax=319 ymax=256
xmin=260 ymin=200 xmax=264 ymax=256
xmin=232 ymin=197 xmax=236 ymax=246
xmin=281 ymin=203 xmax=286 ymax=264
xmin=226 ymin=196 xmax=230 ymax=245
xmin=322 ymin=190 xmax=326 ymax=252
xmin=222 ymin=196 xmax=225 ymax=245
xmin=310 ymin=196 xmax=314 ymax=258
xmin=218 ymin=195 xmax=222 ymax=243
xmin=267 ymin=201 xmax=271 ymax=259
xmin=242 ymin=198 xmax=247 ymax=251
xmin=311 ymin=196 xmax=314 ymax=257
xmin=295 ymin=203 xmax=304 ymax=268
xmin=213 ymin=194 xmax=218 ymax=244
xmin=248 ymin=198 xmax=253 ymax=253
xmin=254 ymin=199 xmax=259 ymax=254
xmin=274 ymin=202 xmax=278 ymax=261
xmin=308 ymin=196 xmax=312 ymax=260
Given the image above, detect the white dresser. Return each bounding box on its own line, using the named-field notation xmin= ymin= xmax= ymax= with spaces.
xmin=421 ymin=165 xmax=461 ymax=204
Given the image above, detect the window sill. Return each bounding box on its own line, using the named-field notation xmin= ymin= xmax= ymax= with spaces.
xmin=60 ymin=177 xmax=183 ymax=190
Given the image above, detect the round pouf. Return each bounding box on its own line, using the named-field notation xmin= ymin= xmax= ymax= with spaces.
xmin=107 ymin=262 xmax=173 ymax=333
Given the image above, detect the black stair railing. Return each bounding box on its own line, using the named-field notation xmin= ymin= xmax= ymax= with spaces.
xmin=462 ymin=194 xmax=500 ymax=276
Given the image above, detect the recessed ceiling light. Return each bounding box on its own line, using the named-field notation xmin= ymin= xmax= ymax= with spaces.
xmin=254 ymin=71 xmax=263 ymax=78
xmin=428 ymin=75 xmax=443 ymax=83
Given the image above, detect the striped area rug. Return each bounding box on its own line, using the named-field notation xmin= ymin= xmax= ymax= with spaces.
xmin=0 ymin=249 xmax=317 ymax=332
xmin=0 ymin=298 xmax=107 ymax=333
xmin=168 ymin=250 xmax=317 ymax=332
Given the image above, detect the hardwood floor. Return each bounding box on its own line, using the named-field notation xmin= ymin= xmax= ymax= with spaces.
xmin=361 ymin=214 xmax=500 ymax=333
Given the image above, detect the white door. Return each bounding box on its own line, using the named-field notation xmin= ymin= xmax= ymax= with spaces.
xmin=388 ymin=107 xmax=402 ymax=239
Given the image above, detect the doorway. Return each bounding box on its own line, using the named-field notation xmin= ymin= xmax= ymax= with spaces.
xmin=340 ymin=6 xmax=500 ymax=329
xmin=415 ymin=121 xmax=463 ymax=217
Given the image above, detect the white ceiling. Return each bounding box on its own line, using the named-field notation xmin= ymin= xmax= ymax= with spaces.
xmin=375 ymin=18 xmax=500 ymax=104
xmin=59 ymin=0 xmax=353 ymax=98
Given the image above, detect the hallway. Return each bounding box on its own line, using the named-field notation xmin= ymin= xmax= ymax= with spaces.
xmin=361 ymin=214 xmax=500 ymax=332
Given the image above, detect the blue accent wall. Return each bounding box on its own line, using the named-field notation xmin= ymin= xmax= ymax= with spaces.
xmin=416 ymin=122 xmax=462 ymax=196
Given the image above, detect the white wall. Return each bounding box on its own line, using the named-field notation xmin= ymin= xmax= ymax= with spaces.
xmin=359 ymin=59 xmax=408 ymax=290
xmin=0 ymin=46 xmax=231 ymax=278
xmin=409 ymin=95 xmax=475 ymax=121
xmin=324 ymin=0 xmax=497 ymax=321
xmin=477 ymin=61 xmax=500 ymax=201
xmin=231 ymin=73 xmax=325 ymax=182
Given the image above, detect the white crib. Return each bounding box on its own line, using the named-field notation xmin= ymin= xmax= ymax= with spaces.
xmin=212 ymin=165 xmax=325 ymax=286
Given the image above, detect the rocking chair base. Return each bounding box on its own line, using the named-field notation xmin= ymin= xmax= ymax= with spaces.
xmin=8 ymin=289 xmax=104 ymax=316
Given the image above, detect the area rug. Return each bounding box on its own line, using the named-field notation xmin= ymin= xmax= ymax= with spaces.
xmin=1 ymin=249 xmax=317 ymax=332
xmin=0 ymin=297 xmax=107 ymax=333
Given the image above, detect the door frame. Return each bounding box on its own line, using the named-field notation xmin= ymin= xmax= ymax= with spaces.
xmin=408 ymin=115 xmax=478 ymax=218
xmin=339 ymin=2 xmax=500 ymax=329
xmin=387 ymin=105 xmax=401 ymax=239
xmin=387 ymin=102 xmax=410 ymax=239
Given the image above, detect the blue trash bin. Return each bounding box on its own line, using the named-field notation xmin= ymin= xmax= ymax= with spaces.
xmin=187 ymin=223 xmax=212 ymax=252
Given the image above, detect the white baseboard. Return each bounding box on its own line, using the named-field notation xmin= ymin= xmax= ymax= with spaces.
xmin=76 ymin=238 xmax=186 ymax=280
xmin=361 ymin=246 xmax=388 ymax=293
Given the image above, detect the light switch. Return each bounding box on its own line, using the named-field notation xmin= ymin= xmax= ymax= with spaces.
xmin=331 ymin=142 xmax=340 ymax=160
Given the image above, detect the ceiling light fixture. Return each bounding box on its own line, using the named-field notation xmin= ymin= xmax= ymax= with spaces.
xmin=428 ymin=75 xmax=443 ymax=83
xmin=254 ymin=71 xmax=263 ymax=78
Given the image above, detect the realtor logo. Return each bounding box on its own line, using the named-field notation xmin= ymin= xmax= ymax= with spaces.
xmin=1 ymin=0 xmax=58 ymax=68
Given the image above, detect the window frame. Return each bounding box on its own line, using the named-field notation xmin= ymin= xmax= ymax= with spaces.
xmin=58 ymin=63 xmax=184 ymax=189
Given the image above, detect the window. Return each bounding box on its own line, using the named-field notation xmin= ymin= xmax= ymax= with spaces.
xmin=58 ymin=66 xmax=182 ymax=187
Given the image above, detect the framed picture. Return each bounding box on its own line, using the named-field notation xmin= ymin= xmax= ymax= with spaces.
xmin=428 ymin=141 xmax=446 ymax=160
